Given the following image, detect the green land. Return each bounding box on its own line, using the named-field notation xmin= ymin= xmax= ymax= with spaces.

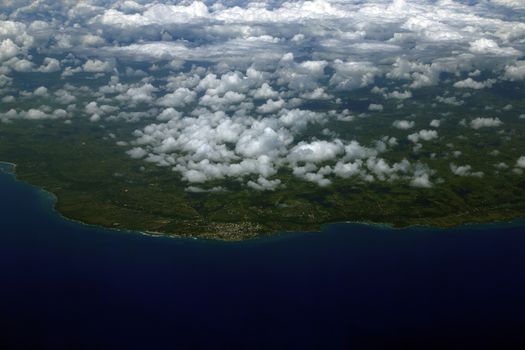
xmin=1 ymin=83 xmax=524 ymax=240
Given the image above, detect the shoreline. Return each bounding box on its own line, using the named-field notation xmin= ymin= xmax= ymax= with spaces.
xmin=1 ymin=160 xmax=524 ymax=243
xmin=0 ymin=161 xmax=16 ymax=172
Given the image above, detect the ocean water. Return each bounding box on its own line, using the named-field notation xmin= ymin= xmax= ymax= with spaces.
xmin=1 ymin=162 xmax=525 ymax=350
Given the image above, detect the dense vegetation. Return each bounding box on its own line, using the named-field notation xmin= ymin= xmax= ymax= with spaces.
xmin=1 ymin=82 xmax=524 ymax=240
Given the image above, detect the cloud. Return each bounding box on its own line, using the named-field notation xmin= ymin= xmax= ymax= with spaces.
xmin=186 ymin=185 xmax=226 ymax=193
xmin=157 ymin=88 xmax=197 ymax=108
xmin=127 ymin=147 xmax=148 ymax=159
xmin=257 ymin=99 xmax=285 ymax=114
xmin=436 ymin=96 xmax=464 ymax=106
xmin=453 ymin=78 xmax=496 ymax=89
xmin=450 ymin=164 xmax=484 ymax=177
xmin=116 ymin=83 xmax=157 ymax=105
xmin=288 ymin=140 xmax=344 ymax=164
xmin=247 ymin=177 xmax=281 ymax=191
xmin=1 ymin=108 xmax=69 ymax=122
xmin=330 ymin=60 xmax=378 ymax=90
xmin=491 ymin=0 xmax=525 ymax=9
xmin=0 ymin=39 xmax=20 ymax=62
xmin=252 ymin=83 xmax=279 ymax=99
xmin=33 ymin=86 xmax=48 ymax=97
xmin=393 ymin=120 xmax=415 ymax=130
xmin=386 ymin=90 xmax=412 ymax=99
xmin=54 ymin=89 xmax=77 ymax=105
xmin=82 ymin=59 xmax=113 ymax=73
xmin=469 ymin=38 xmax=521 ymax=56
xmin=504 ymin=61 xmax=525 ymax=81
xmin=430 ymin=119 xmax=441 ymax=128
xmin=368 ymin=103 xmax=383 ymax=112
xmin=2 ymin=0 xmax=525 ymax=191
xmin=5 ymin=57 xmax=34 ymax=72
xmin=516 ymin=156 xmax=525 ymax=169
xmin=38 ymin=57 xmax=60 ymax=73
xmin=408 ymin=130 xmax=438 ymax=143
xmin=98 ymin=2 xmax=209 ymax=28
xmin=470 ymin=117 xmax=503 ymax=129
xmin=411 ymin=173 xmax=432 ymax=188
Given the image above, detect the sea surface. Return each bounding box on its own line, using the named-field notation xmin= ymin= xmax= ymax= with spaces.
xmin=1 ymin=162 xmax=525 ymax=350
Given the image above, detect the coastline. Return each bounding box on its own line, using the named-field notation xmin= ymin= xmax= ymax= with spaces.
xmin=0 ymin=161 xmax=16 ymax=173
xmin=1 ymin=160 xmax=524 ymax=243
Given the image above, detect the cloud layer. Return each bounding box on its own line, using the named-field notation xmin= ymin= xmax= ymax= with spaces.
xmin=0 ymin=0 xmax=524 ymax=191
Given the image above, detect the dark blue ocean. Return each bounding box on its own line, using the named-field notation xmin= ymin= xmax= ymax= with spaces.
xmin=1 ymin=162 xmax=525 ymax=350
